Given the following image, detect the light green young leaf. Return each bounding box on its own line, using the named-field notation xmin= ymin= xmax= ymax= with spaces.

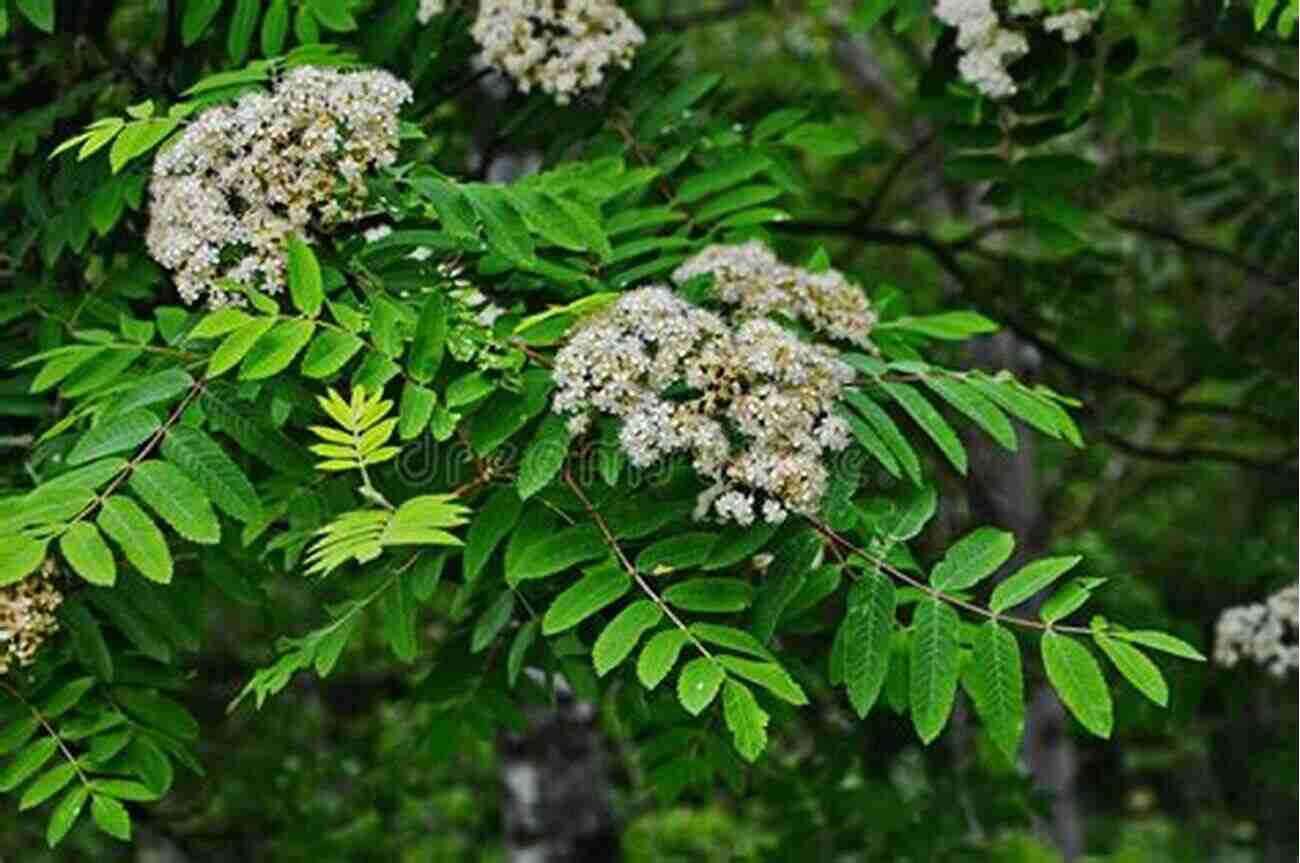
xmin=593 ymin=600 xmax=663 ymax=677
xmin=882 ymin=311 xmax=999 ymax=340
xmin=128 ymin=460 xmax=221 ymax=544
xmin=97 ymin=497 xmax=173 ymax=584
xmin=1041 ymin=632 xmax=1112 ymax=738
xmin=108 ymin=119 xmax=178 ymax=173
xmin=909 ymin=598 xmax=960 ymax=744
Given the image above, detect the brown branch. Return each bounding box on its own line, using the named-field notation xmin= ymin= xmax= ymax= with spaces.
xmin=807 ymin=520 xmax=1093 ymax=635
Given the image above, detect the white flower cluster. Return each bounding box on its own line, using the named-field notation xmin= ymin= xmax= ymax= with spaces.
xmin=671 ymin=241 xmax=876 ymax=347
xmin=1214 ymin=584 xmax=1298 ymax=678
xmin=552 ymin=285 xmax=855 ymax=525
xmin=472 ymin=0 xmax=645 ymax=103
xmin=934 ymin=0 xmax=1102 ymax=99
xmin=146 ymin=67 xmax=413 ymax=307
xmin=417 ymin=0 xmax=446 ymax=24
xmin=0 ymin=563 xmax=63 ymax=676
xmin=1042 ymin=7 xmax=1103 ymax=42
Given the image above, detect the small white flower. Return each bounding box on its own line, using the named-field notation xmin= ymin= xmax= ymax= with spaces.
xmin=472 ymin=0 xmax=645 ymax=103
xmin=1215 ymin=584 xmax=1299 ymax=678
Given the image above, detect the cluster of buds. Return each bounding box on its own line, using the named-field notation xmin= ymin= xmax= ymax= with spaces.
xmin=1 ymin=560 xmax=63 ymax=676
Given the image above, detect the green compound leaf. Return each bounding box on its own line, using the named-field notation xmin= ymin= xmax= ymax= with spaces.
xmin=716 ymin=656 xmax=807 ymax=705
xmin=515 ymin=415 xmax=571 ymax=502
xmin=161 ymin=426 xmax=263 ymax=523
xmin=990 ymin=555 xmax=1082 ymax=614
xmin=1041 ymin=632 xmax=1112 ymax=738
xmin=909 ymin=598 xmax=960 ymax=744
xmin=677 ymin=657 xmax=725 ymax=716
xmin=239 ymin=319 xmax=315 ymax=380
xmin=128 ymin=460 xmax=221 ymax=544
xmin=541 ymin=563 xmax=630 ymax=635
xmin=722 ymin=679 xmax=770 ymax=763
xmin=59 ymin=522 xmax=118 ymax=586
xmin=67 ymin=408 xmax=160 ymax=466
xmin=929 ymin=527 xmax=1015 ymax=592
xmin=964 ymin=621 xmax=1024 ymax=762
xmin=844 ymin=570 xmax=896 ymax=719
xmin=285 ymin=234 xmax=324 ymax=317
xmin=1096 ymin=633 xmax=1169 ymax=706
xmin=637 ymin=629 xmax=690 ymax=691
xmin=880 ymin=382 xmax=967 ymax=475
xmin=663 ymin=577 xmax=753 ymax=613
xmin=46 ymin=785 xmax=89 ymax=848
xmin=593 ymin=600 xmax=663 ymax=677
xmin=91 ymin=794 xmax=131 ymax=841
xmin=97 ymin=496 xmax=173 ymax=584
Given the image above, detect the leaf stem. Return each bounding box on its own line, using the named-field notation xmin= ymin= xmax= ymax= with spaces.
xmin=563 ymin=468 xmax=715 ymax=663
xmin=0 ymin=680 xmax=93 ymax=791
xmin=807 ymin=518 xmax=1092 ymax=636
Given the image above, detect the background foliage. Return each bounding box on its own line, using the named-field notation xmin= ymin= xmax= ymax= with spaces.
xmin=1 ymin=0 xmax=1295 ymax=861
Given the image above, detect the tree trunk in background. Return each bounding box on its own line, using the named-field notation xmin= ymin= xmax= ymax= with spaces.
xmin=500 ymin=681 xmax=620 ymax=863
xmin=967 ymin=333 xmax=1082 ymax=860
